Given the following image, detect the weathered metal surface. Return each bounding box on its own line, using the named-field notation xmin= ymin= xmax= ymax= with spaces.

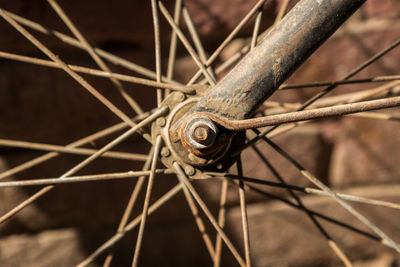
xmin=152 ymin=91 xmax=243 ymax=177
xmin=189 ymin=0 xmax=366 ymax=120
xmin=184 ymin=96 xmax=400 ymax=131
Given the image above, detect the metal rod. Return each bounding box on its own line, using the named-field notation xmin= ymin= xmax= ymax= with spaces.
xmin=189 ymin=0 xmax=365 ymax=120
xmin=195 ymin=95 xmax=400 ymax=130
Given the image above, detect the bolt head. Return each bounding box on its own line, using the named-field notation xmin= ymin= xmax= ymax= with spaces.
xmin=184 ymin=116 xmax=218 ymax=150
xmin=192 ymin=126 xmax=209 ymax=142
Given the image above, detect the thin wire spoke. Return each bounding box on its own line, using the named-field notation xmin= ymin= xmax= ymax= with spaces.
xmin=274 ymin=0 xmax=291 ymax=26
xmin=242 ymin=183 xmax=382 ymax=244
xmin=0 ymin=139 xmax=148 ymax=161
xmin=47 ymin=0 xmax=144 ymax=115
xmin=158 ymin=1 xmax=216 ymax=86
xmin=0 ymin=107 xmax=167 ymax=225
xmin=182 ymin=5 xmax=215 ymax=81
xmin=103 ymin=147 xmax=154 ymax=267
xmin=236 ymin=82 xmax=400 ymax=155
xmin=249 ymin=145 xmax=352 ymax=266
xmin=236 ymin=158 xmax=252 ymax=267
xmin=0 ymin=110 xmax=152 ymax=181
xmin=296 ymin=39 xmax=400 ymax=110
xmin=305 ymin=187 xmax=400 ymax=210
xmin=187 ymin=0 xmax=267 ymax=85
xmin=77 ymin=183 xmax=183 ymax=267
xmin=173 ymin=162 xmax=246 ymax=267
xmin=0 ymin=10 xmax=156 ymax=143
xmin=178 ymin=168 xmax=216 ymax=260
xmin=213 ymin=179 xmax=228 ymax=267
xmin=150 ymin=0 xmax=163 ymax=106
xmin=241 ymin=37 xmax=400 ymax=151
xmin=349 ymin=111 xmax=400 ymax=121
xmin=264 ymin=82 xmax=400 ymax=111
xmin=261 ymin=135 xmax=400 ymax=252
xmin=2 ymin=9 xmax=182 ymax=86
xmin=131 ymin=136 xmax=162 ymax=267
xmin=196 ymin=0 xmax=291 ymax=87
xmin=165 ymin=0 xmax=183 ymax=98
xmin=250 ymin=3 xmax=264 ymax=49
xmin=263 ymin=82 xmax=400 ymax=139
xmin=0 ymin=51 xmax=196 ymax=93
xmin=0 ymin=170 xmax=173 ymax=188
xmin=215 ymin=174 xmax=400 ymax=210
xmin=280 ymin=75 xmax=400 ymax=90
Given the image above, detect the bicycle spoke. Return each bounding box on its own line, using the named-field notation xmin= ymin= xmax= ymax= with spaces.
xmin=263 ymin=82 xmax=400 ymax=139
xmin=243 ymin=183 xmax=382 ymax=242
xmin=182 ymin=6 xmax=215 ymax=81
xmin=179 ymin=170 xmax=216 ymax=260
xmin=265 ymin=82 xmax=400 ymax=111
xmin=2 ymin=9 xmax=182 ymax=86
xmin=236 ymin=158 xmax=252 ymax=267
xmin=77 ymin=183 xmax=183 ymax=267
xmin=297 ymin=38 xmax=400 ymax=110
xmin=131 ymin=136 xmax=162 ymax=267
xmin=103 ymin=148 xmax=154 ymax=267
xmin=241 ymin=37 xmax=400 ymax=151
xmin=250 ymin=2 xmax=264 ymax=49
xmin=0 ymin=111 xmax=152 ymax=181
xmin=218 ymin=173 xmax=400 ymax=211
xmin=196 ymin=0 xmax=291 ymax=86
xmin=0 ymin=51 xmax=196 ymax=93
xmin=280 ymin=75 xmax=400 ymax=90
xmin=47 ymin=0 xmax=144 ymax=115
xmin=187 ymin=0 xmax=267 ymax=85
xmin=158 ymin=1 xmax=216 ymax=86
xmin=0 ymin=107 xmax=167 ymax=224
xmin=349 ymin=111 xmax=400 ymax=121
xmin=263 ymin=105 xmax=400 ymax=123
xmin=0 ymin=170 xmax=172 ymax=188
xmin=274 ymin=0 xmax=292 ymax=25
xmin=0 ymin=9 xmax=152 ymax=140
xmin=214 ymin=179 xmax=228 ymax=267
xmin=261 ymin=135 xmax=400 ymax=252
xmin=173 ymin=162 xmax=246 ymax=267
xmin=150 ymin=0 xmax=163 ymax=106
xmin=165 ymin=0 xmax=183 ymax=98
xmin=249 ymin=145 xmax=352 ymax=266
xmin=0 ymin=139 xmax=148 ymax=161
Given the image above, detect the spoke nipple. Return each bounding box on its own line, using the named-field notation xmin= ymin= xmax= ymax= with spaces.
xmin=156 ymin=117 xmax=166 ymax=127
xmin=184 ymin=165 xmax=196 ymax=176
xmin=161 ymin=147 xmax=170 ymax=157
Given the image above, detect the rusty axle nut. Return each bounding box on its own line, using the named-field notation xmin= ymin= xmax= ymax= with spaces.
xmin=183 ymin=116 xmax=218 ymax=150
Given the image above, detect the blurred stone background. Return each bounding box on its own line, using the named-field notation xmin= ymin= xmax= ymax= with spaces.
xmin=0 ymin=0 xmax=400 ymax=266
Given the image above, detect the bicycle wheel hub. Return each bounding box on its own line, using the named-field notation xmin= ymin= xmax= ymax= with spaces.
xmin=151 ymin=92 xmax=244 ymax=178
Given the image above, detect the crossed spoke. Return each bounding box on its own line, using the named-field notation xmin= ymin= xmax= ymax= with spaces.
xmin=0 ymin=107 xmax=167 ymax=224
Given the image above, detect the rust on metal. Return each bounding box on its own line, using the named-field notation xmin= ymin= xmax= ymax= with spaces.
xmin=187 ymin=0 xmax=366 ymax=120
xmin=184 ymin=96 xmax=400 ymax=131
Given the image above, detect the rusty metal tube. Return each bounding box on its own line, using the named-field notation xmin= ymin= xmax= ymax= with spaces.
xmin=190 ymin=0 xmax=366 ymax=120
